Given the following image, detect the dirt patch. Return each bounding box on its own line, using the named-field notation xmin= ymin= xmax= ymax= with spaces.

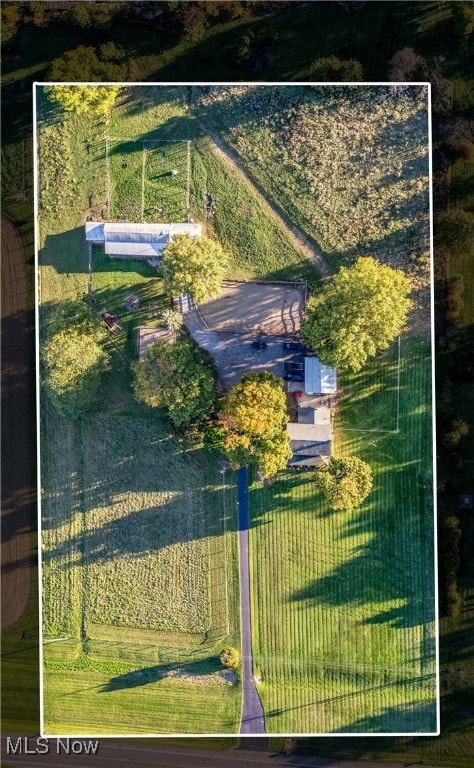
xmin=199 ymin=280 xmax=306 ymax=336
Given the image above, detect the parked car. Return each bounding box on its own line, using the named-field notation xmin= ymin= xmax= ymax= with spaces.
xmin=282 ymin=341 xmax=305 ymax=351
xmin=284 ymin=361 xmax=304 ymax=372
xmin=251 ymin=340 xmax=267 ymax=349
xmin=284 ymin=373 xmax=304 ymax=382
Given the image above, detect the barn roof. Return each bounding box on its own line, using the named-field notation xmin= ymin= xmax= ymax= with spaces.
xmin=85 ymin=221 xmax=202 ymax=257
xmin=304 ymin=356 xmax=337 ymax=395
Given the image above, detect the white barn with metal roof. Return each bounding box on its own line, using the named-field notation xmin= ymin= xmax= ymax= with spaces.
xmin=85 ymin=221 xmax=201 ymax=260
xmin=304 ymin=356 xmax=337 ymax=395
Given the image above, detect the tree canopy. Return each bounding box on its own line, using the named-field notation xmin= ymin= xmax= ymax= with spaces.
xmin=315 ymin=456 xmax=373 ymax=512
xmin=47 ymin=44 xmax=128 ymax=82
xmin=133 ymin=336 xmax=216 ymax=429
xmin=212 ymin=371 xmax=291 ymax=477
xmin=301 ymin=256 xmax=411 ymax=372
xmin=160 ymin=234 xmax=229 ymax=304
xmin=42 ymin=301 xmax=110 ymax=418
xmin=45 ymin=84 xmax=121 ymax=116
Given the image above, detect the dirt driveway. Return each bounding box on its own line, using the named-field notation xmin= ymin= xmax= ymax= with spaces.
xmin=185 ymin=308 xmax=303 ymax=390
xmin=199 ymin=280 xmax=305 ymax=335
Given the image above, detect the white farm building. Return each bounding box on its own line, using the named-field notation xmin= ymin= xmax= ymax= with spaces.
xmin=85 ymin=221 xmax=201 ymax=260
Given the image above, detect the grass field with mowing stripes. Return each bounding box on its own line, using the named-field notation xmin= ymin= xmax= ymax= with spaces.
xmin=249 ymin=336 xmax=436 ymax=733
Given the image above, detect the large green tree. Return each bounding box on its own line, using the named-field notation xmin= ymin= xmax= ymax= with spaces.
xmin=133 ymin=337 xmax=215 ymax=428
xmin=301 ymin=257 xmax=411 ymax=372
xmin=47 ymin=44 xmax=128 ymax=83
xmin=161 ymin=234 xmax=229 ymax=303
xmin=213 ymin=371 xmax=291 ymax=477
xmin=42 ymin=301 xmax=110 ymax=417
xmin=315 ymin=456 xmax=373 ymax=512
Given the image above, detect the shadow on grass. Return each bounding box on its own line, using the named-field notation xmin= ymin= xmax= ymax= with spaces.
xmin=329 ymin=698 xmax=437 ymax=734
xmin=100 ymin=656 xmax=224 ymax=692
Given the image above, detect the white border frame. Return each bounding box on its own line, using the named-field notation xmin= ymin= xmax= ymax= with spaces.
xmin=34 ymin=80 xmax=439 ymax=739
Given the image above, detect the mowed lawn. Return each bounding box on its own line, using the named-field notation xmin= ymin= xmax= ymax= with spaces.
xmin=249 ymin=336 xmax=436 ymax=733
xmin=44 ymin=666 xmax=239 ymax=736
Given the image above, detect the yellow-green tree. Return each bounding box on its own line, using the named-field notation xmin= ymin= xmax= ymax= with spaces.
xmin=215 ymin=372 xmax=291 ymax=478
xmin=301 ymin=257 xmax=411 ymax=372
xmin=161 ymin=234 xmax=229 ymax=304
xmin=42 ymin=300 xmax=110 ymax=417
xmin=45 ymin=84 xmax=120 ymax=116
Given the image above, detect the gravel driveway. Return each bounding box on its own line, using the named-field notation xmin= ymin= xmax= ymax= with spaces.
xmin=184 ymin=309 xmax=303 ymax=390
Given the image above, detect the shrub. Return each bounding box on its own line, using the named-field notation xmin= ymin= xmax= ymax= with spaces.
xmin=220 ymin=647 xmax=240 ymax=669
xmin=307 ymin=55 xmax=363 ymax=81
xmin=443 ymin=418 xmax=469 ymax=448
xmin=446 ymin=582 xmax=462 ymax=618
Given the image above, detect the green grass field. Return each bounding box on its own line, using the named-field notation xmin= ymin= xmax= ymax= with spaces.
xmin=37 ymin=87 xmax=243 ymax=735
xmin=195 ymin=86 xmax=430 ymax=271
xmin=249 ymin=336 xmax=436 ymax=734
xmin=108 ymin=138 xmax=190 ymax=222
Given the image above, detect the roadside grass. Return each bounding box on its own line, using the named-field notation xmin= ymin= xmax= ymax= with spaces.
xmin=43 ymin=666 xmax=240 ymax=735
xmin=249 ymin=335 xmax=436 ymax=734
xmin=195 ymin=86 xmax=430 ymax=272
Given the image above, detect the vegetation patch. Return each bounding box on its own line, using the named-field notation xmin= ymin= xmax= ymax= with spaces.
xmin=195 ymin=85 xmax=430 ymax=274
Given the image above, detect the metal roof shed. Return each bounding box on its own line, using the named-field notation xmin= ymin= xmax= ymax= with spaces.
xmin=304 ymin=357 xmax=337 ymax=395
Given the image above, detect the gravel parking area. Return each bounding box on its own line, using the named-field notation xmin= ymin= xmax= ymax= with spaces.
xmin=185 ymin=309 xmax=304 ymax=390
xmin=199 ymin=280 xmax=305 ymax=335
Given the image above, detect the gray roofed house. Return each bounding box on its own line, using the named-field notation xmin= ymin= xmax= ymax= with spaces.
xmin=85 ymin=221 xmax=201 ymax=260
xmin=286 ymin=402 xmax=334 ymax=468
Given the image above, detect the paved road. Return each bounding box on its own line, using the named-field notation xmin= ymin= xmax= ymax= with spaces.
xmin=237 ymin=467 xmax=266 ymax=735
xmin=0 ymin=736 xmax=450 ymax=768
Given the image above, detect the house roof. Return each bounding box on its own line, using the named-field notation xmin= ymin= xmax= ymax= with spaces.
xmin=287 ymin=421 xmax=332 ymax=443
xmin=304 ymin=356 xmax=337 ymax=395
xmin=288 ymin=439 xmax=332 ymax=458
xmin=288 ymin=454 xmax=329 ymax=468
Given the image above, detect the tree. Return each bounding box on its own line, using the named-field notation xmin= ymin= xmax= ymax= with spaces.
xmin=307 ymin=55 xmax=363 ymax=81
xmin=45 ymin=84 xmax=121 ymax=116
xmin=1 ymin=3 xmax=21 ymax=44
xmin=214 ymin=372 xmax=291 ymax=477
xmin=133 ymin=337 xmax=215 ymax=428
xmin=437 ymin=210 xmax=474 ymax=249
xmin=301 ymin=257 xmax=412 ymax=372
xmin=315 ymin=456 xmax=373 ymax=512
xmin=47 ymin=45 xmax=128 ymax=82
xmin=388 ymin=47 xmax=426 ymax=81
xmin=161 ymin=234 xmax=229 ymax=303
xmin=451 ymin=2 xmax=474 ymax=45
xmin=42 ymin=302 xmax=110 ymax=418
xmin=220 ymin=647 xmax=240 ymax=669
